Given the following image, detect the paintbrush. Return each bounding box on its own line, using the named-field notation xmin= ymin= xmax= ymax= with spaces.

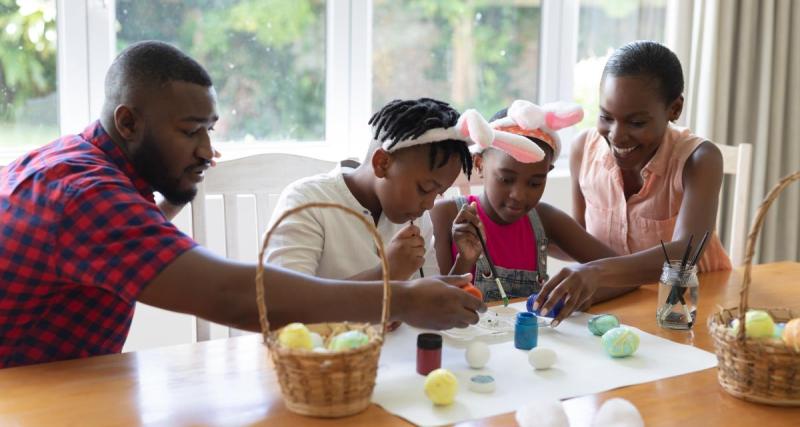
xmin=410 ymin=220 xmax=424 ymax=278
xmin=471 ymin=223 xmax=508 ymax=307
xmin=689 ymin=231 xmax=711 ymax=267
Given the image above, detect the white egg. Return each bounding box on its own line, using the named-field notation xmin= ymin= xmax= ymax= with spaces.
xmin=515 ymin=399 xmax=569 ymax=427
xmin=528 ymin=347 xmax=557 ymax=370
xmin=309 ymin=332 xmax=324 ymax=349
xmin=592 ymin=398 xmax=644 ymax=427
xmin=465 ymin=341 xmax=490 ymax=369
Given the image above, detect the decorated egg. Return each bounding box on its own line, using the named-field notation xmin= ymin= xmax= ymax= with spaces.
xmin=461 ymin=284 xmax=483 ymax=301
xmin=424 ymin=368 xmax=458 ymax=405
xmin=527 ymin=292 xmax=565 ymax=318
xmin=465 ymin=341 xmax=490 ymax=369
xmin=588 ymin=314 xmax=620 ymax=336
xmin=783 ymin=318 xmax=800 ymax=351
xmin=601 ymin=327 xmax=640 ymax=358
xmin=773 ymin=323 xmax=786 ymax=339
xmin=309 ymin=332 xmax=324 ymax=349
xmin=528 ymin=347 xmax=557 ymax=370
xmin=731 ymin=310 xmax=775 ymax=338
xmin=328 ymin=330 xmax=370 ymax=351
xmin=278 ymin=323 xmax=313 ymax=350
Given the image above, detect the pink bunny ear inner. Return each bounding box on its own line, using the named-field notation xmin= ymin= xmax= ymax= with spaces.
xmin=492 ymin=131 xmax=546 ymax=163
xmin=545 ymin=107 xmax=584 ymax=130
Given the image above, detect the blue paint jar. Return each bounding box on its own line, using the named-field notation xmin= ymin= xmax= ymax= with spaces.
xmin=514 ymin=312 xmax=538 ymax=350
xmin=527 ymin=292 xmax=565 ymax=318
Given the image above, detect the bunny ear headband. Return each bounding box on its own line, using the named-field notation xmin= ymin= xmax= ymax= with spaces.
xmin=378 ymin=100 xmax=583 ymax=163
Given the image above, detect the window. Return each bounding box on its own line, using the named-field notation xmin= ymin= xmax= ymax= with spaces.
xmin=372 ymin=0 xmax=541 ymax=119
xmin=115 ymin=0 xmax=326 ymax=144
xmin=0 ymin=0 xmax=58 ymax=153
xmin=573 ymin=0 xmax=667 ymax=130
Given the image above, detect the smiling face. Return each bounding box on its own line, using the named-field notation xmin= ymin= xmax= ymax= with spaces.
xmin=129 ymin=80 xmax=219 ymax=204
xmin=597 ymin=75 xmax=683 ymax=171
xmin=477 ymin=147 xmax=552 ymax=225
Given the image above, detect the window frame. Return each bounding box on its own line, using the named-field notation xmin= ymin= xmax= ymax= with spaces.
xmin=0 ymin=0 xmax=680 ymax=166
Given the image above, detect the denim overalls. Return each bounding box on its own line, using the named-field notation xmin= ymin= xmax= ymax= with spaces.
xmin=455 ymin=196 xmax=549 ymax=302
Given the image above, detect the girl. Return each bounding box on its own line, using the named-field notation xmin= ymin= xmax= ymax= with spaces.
xmin=431 ymin=100 xmax=618 ymax=305
xmin=534 ymin=41 xmax=732 ymax=324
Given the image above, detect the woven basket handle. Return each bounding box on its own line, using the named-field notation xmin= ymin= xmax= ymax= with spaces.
xmin=737 ymin=170 xmax=800 ymax=341
xmin=255 ymin=202 xmax=392 ymax=343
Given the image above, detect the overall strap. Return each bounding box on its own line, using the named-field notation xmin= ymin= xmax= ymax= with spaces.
xmin=527 ymin=207 xmax=549 ymax=283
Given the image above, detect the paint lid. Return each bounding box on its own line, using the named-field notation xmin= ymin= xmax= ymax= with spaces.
xmin=417 ymin=333 xmax=443 ymax=350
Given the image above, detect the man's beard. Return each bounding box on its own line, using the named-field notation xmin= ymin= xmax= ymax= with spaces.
xmin=130 ymin=130 xmax=199 ymax=205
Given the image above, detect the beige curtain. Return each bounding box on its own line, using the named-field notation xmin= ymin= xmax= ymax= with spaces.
xmin=672 ymin=0 xmax=800 ymax=263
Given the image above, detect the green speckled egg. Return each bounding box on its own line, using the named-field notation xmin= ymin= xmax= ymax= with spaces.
xmin=588 ymin=314 xmax=620 ymax=336
xmin=601 ymin=327 xmax=640 ymax=358
xmin=328 ymin=330 xmax=370 ymax=351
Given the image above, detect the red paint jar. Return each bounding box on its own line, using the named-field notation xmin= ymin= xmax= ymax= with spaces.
xmin=416 ymin=333 xmax=442 ymax=375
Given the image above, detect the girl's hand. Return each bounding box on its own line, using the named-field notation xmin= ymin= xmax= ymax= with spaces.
xmin=532 ymin=263 xmax=601 ymax=326
xmin=452 ymin=202 xmax=485 ymax=264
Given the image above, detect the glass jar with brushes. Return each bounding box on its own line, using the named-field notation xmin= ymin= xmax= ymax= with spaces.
xmin=656 ymin=232 xmax=709 ymax=330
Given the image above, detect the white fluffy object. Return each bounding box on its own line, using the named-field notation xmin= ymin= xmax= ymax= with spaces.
xmin=515 ymin=399 xmax=569 ymax=427
xmin=592 ymin=398 xmax=644 ymax=427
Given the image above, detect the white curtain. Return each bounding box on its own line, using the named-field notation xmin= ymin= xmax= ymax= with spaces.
xmin=668 ymin=0 xmax=800 ymax=263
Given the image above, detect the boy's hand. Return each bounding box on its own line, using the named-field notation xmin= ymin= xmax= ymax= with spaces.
xmin=386 ymin=223 xmax=425 ymax=280
xmin=394 ymin=274 xmax=486 ymax=330
xmin=452 ymin=202 xmax=485 ymax=264
xmin=532 ymin=264 xmax=601 ymax=327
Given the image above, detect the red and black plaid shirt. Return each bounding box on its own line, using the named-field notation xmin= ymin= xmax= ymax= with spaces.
xmin=0 ymin=121 xmax=196 ymax=368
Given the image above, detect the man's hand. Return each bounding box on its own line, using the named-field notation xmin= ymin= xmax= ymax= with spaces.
xmin=394 ymin=274 xmax=486 ymax=330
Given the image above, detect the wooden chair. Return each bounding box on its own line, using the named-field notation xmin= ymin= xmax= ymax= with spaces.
xmin=191 ymin=153 xmax=337 ymax=340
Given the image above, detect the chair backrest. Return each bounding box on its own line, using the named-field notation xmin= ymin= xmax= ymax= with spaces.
xmin=715 ymin=142 xmax=753 ymax=266
xmin=450 ymin=142 xmax=753 ymax=266
xmin=191 ymin=153 xmax=337 ymax=340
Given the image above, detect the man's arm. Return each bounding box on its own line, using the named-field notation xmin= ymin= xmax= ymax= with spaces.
xmin=138 ymin=246 xmax=486 ymax=331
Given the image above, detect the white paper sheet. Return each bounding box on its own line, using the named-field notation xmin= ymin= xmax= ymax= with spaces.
xmin=372 ymin=302 xmax=717 ymax=426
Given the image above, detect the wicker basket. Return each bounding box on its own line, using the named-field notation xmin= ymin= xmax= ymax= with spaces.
xmin=255 ymin=202 xmax=391 ymax=417
xmin=708 ymin=170 xmax=800 ymax=406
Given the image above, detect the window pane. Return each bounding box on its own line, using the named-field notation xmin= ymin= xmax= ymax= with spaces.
xmin=116 ymin=0 xmax=326 ymax=143
xmin=373 ymin=0 xmax=541 ymax=118
xmin=574 ymin=0 xmax=667 ymax=130
xmin=0 ymin=0 xmax=58 ymax=152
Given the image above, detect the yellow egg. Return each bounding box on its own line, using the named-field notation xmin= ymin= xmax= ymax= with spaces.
xmin=782 ymin=318 xmax=800 ymax=352
xmin=278 ymin=323 xmax=313 ymax=350
xmin=424 ymin=368 xmax=458 ymax=405
xmin=731 ymin=311 xmax=776 ymax=338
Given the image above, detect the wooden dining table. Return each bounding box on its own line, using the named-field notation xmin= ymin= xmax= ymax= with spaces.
xmin=1 ymin=262 xmax=799 ymax=426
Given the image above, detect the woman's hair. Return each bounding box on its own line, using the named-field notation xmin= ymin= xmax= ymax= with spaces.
xmin=601 ymin=40 xmax=684 ymax=104
xmin=369 ymin=98 xmax=472 ymax=177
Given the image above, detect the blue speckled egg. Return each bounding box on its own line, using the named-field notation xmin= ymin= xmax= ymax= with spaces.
xmin=601 ymin=327 xmax=640 ymax=358
xmin=588 ymin=314 xmax=620 ymax=336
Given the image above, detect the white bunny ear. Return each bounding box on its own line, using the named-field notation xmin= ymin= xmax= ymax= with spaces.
xmin=508 ymin=99 xmax=545 ymax=130
xmin=458 ymin=109 xmax=494 ymax=149
xmin=543 ymin=102 xmax=584 ymax=130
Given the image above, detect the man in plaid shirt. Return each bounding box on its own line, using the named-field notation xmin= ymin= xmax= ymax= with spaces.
xmin=0 ymin=41 xmax=484 ymax=368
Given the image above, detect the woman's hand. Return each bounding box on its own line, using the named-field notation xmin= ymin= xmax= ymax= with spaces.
xmin=532 ymin=263 xmax=602 ymax=326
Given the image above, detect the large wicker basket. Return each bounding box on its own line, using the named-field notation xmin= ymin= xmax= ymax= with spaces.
xmin=708 ymin=170 xmax=800 ymax=406
xmin=255 ymin=202 xmax=391 ymax=417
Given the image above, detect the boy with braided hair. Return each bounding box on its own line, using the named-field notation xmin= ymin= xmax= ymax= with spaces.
xmin=266 ymin=98 xmax=473 ymax=282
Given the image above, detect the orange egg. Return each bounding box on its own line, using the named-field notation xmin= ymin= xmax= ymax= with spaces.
xmin=782 ymin=318 xmax=800 ymax=352
xmin=461 ymin=284 xmax=483 ymax=301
